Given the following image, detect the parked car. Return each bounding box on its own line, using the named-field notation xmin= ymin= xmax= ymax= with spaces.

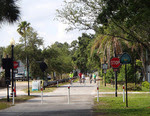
xmin=15 ymin=73 xmax=25 ymax=81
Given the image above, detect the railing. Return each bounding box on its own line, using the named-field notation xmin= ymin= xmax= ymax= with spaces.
xmin=44 ymin=76 xmax=78 ymax=87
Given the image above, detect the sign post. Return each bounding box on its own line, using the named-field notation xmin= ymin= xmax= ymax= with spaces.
xmin=120 ymin=53 xmax=131 ymax=107
xmin=148 ymin=72 xmax=150 ymax=94
xmin=110 ymin=57 xmax=121 ymax=97
xmin=6 ymin=79 xmax=10 ymax=102
xmin=102 ymin=64 xmax=107 ymax=86
xmin=104 ymin=70 xmax=106 ymax=86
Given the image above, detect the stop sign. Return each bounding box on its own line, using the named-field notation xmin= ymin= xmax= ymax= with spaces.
xmin=110 ymin=57 xmax=121 ymax=68
xmin=13 ymin=61 xmax=19 ymax=69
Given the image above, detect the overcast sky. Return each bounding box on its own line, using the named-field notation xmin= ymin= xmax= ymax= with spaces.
xmin=0 ymin=0 xmax=92 ymax=48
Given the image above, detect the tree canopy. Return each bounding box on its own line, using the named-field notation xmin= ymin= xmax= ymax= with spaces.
xmin=1 ymin=0 xmax=149 ymax=82
xmin=56 ymin=0 xmax=150 ymax=80
xmin=0 ymin=0 xmax=20 ymax=24
xmin=56 ymin=0 xmax=150 ymax=51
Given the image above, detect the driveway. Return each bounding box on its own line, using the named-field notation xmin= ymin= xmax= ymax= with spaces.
xmin=0 ymin=81 xmax=32 ymax=99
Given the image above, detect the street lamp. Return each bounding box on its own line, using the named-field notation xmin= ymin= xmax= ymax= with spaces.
xmin=25 ymin=42 xmax=30 ymax=96
xmin=10 ymin=38 xmax=15 ymax=96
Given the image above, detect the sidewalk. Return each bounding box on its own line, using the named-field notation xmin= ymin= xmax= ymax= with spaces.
xmin=0 ymin=77 xmax=98 ymax=116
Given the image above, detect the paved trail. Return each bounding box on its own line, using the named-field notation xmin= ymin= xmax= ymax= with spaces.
xmin=0 ymin=77 xmax=98 ymax=116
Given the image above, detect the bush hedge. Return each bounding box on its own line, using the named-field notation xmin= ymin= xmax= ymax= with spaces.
xmin=105 ymin=69 xmax=114 ymax=83
xmin=142 ymin=81 xmax=150 ymax=89
xmin=127 ymin=83 xmax=142 ymax=91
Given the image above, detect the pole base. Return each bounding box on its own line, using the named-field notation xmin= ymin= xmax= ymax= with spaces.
xmin=28 ymin=90 xmax=30 ymax=96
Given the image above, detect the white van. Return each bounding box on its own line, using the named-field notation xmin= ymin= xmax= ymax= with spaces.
xmin=15 ymin=73 xmax=25 ymax=81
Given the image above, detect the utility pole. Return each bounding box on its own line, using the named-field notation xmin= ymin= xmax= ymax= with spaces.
xmin=114 ymin=48 xmax=118 ymax=97
xmin=27 ymin=56 xmax=30 ymax=96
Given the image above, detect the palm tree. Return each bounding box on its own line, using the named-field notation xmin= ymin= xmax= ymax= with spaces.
xmin=17 ymin=21 xmax=30 ymax=36
xmin=17 ymin=21 xmax=31 ymax=51
xmin=128 ymin=42 xmax=148 ymax=81
xmin=17 ymin=21 xmax=31 ymax=96
xmin=91 ymin=34 xmax=123 ymax=67
xmin=0 ymin=0 xmax=20 ymax=24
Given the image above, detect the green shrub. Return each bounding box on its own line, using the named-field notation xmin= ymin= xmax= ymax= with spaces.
xmin=118 ymin=64 xmax=135 ymax=82
xmin=127 ymin=83 xmax=142 ymax=91
xmin=136 ymin=59 xmax=142 ymax=67
xmin=142 ymin=81 xmax=150 ymax=89
xmin=106 ymin=69 xmax=114 ymax=83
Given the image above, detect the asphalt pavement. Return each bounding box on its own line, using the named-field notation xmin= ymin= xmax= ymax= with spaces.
xmin=0 ymin=77 xmax=98 ymax=116
xmin=1 ymin=78 xmax=149 ymax=116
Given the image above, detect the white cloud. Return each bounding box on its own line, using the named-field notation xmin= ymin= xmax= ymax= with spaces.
xmin=56 ymin=23 xmax=79 ymax=44
xmin=57 ymin=23 xmax=67 ymax=40
xmin=0 ymin=0 xmax=90 ymax=48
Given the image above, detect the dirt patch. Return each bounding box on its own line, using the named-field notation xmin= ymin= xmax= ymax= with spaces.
xmin=92 ymin=112 xmax=108 ymax=116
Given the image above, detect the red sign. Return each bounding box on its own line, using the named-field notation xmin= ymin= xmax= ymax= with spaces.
xmin=13 ymin=61 xmax=19 ymax=69
xmin=110 ymin=57 xmax=120 ymax=68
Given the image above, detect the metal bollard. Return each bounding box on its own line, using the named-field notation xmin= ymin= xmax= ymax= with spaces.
xmin=12 ymin=87 xmax=15 ymax=105
xmin=68 ymin=86 xmax=70 ymax=104
xmin=123 ymin=85 xmax=125 ymax=102
xmin=41 ymin=87 xmax=43 ymax=104
xmin=97 ymin=86 xmax=99 ymax=102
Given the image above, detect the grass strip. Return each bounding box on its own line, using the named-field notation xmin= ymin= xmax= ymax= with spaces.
xmin=98 ymin=81 xmax=149 ymax=92
xmin=0 ymin=95 xmax=35 ymax=110
xmin=93 ymin=94 xmax=150 ymax=116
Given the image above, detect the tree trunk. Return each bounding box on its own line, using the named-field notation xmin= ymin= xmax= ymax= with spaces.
xmin=140 ymin=46 xmax=146 ymax=81
xmin=145 ymin=49 xmax=149 ymax=80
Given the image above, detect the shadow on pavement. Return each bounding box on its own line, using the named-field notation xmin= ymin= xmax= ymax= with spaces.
xmin=0 ymin=109 xmax=93 ymax=116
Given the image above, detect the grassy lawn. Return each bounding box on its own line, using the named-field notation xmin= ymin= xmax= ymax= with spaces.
xmin=93 ymin=94 xmax=150 ymax=116
xmin=98 ymin=80 xmax=149 ymax=92
xmin=99 ymin=83 xmax=123 ymax=92
xmin=0 ymin=95 xmax=35 ymax=110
